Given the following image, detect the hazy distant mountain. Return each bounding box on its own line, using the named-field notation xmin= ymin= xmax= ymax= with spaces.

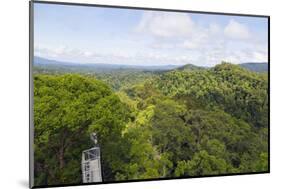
xmin=239 ymin=62 xmax=268 ymax=72
xmin=34 ymin=56 xmax=268 ymax=74
xmin=34 ymin=56 xmax=69 ymax=66
xmin=33 ymin=56 xmax=179 ymax=73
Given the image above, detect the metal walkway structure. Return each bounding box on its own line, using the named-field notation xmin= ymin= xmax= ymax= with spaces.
xmin=81 ymin=133 xmax=102 ymax=183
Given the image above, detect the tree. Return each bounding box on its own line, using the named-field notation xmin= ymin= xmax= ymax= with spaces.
xmin=34 ymin=74 xmax=129 ymax=185
xmin=151 ymin=99 xmax=195 ymax=166
xmin=175 ymin=150 xmax=228 ymax=177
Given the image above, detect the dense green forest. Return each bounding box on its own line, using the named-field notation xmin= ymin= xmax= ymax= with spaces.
xmin=33 ymin=61 xmax=268 ymax=186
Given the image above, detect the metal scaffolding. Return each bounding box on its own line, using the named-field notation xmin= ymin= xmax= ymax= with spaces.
xmin=81 ymin=133 xmax=102 ymax=183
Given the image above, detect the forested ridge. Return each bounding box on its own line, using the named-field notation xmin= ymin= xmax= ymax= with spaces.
xmin=33 ymin=61 xmax=268 ymax=186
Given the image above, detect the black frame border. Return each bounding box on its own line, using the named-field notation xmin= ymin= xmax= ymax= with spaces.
xmin=29 ymin=0 xmax=270 ymax=188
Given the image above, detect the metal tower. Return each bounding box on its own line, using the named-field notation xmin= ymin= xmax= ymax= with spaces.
xmin=81 ymin=133 xmax=102 ymax=183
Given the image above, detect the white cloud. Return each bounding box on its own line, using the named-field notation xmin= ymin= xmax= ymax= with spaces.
xmin=35 ymin=15 xmax=267 ymax=67
xmin=183 ymin=40 xmax=200 ymax=49
xmin=175 ymin=22 xmax=222 ymax=51
xmin=136 ymin=12 xmax=195 ymax=38
xmin=35 ymin=44 xmax=197 ymax=66
xmin=149 ymin=42 xmax=179 ymax=49
xmin=35 ymin=45 xmax=86 ymax=61
xmin=182 ymin=32 xmax=209 ymax=49
xmin=222 ymin=50 xmax=267 ymax=63
xmin=35 ymin=45 xmax=101 ymax=63
xmin=209 ymin=23 xmax=221 ymax=35
xmin=252 ymin=51 xmax=268 ymax=62
xmin=83 ymin=51 xmax=93 ymax=57
xmin=134 ymin=13 xmax=267 ymax=66
xmin=35 ymin=42 xmax=267 ymax=67
xmin=224 ymin=19 xmax=250 ymax=40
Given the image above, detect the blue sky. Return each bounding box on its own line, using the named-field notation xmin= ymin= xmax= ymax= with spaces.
xmin=34 ymin=3 xmax=268 ymax=66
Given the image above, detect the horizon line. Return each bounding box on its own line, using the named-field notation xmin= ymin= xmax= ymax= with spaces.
xmin=34 ymin=56 xmax=268 ymax=67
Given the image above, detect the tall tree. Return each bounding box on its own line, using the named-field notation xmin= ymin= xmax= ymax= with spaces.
xmin=34 ymin=74 xmax=129 ymax=185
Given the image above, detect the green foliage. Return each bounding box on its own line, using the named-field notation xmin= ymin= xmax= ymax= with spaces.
xmin=151 ymin=99 xmax=195 ymax=163
xmin=155 ymin=63 xmax=268 ymax=128
xmin=175 ymin=150 xmax=229 ymax=176
xmin=254 ymin=152 xmax=269 ymax=172
xmin=33 ymin=61 xmax=268 ymax=186
xmin=34 ymin=74 xmax=129 ymax=185
xmin=96 ymin=71 xmax=156 ymax=91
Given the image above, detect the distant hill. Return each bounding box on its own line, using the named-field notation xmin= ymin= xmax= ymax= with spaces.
xmin=176 ymin=64 xmax=206 ymax=71
xmin=239 ymin=62 xmax=268 ymax=72
xmin=175 ymin=62 xmax=269 ymax=73
xmin=33 ymin=56 xmax=179 ymax=73
xmin=34 ymin=56 xmax=70 ymax=66
xmin=34 ymin=56 xmax=268 ymax=74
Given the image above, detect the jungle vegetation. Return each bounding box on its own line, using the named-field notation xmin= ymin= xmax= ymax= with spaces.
xmin=33 ymin=61 xmax=268 ymax=186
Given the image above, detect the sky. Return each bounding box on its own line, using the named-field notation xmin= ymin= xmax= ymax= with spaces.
xmin=34 ymin=3 xmax=268 ymax=66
